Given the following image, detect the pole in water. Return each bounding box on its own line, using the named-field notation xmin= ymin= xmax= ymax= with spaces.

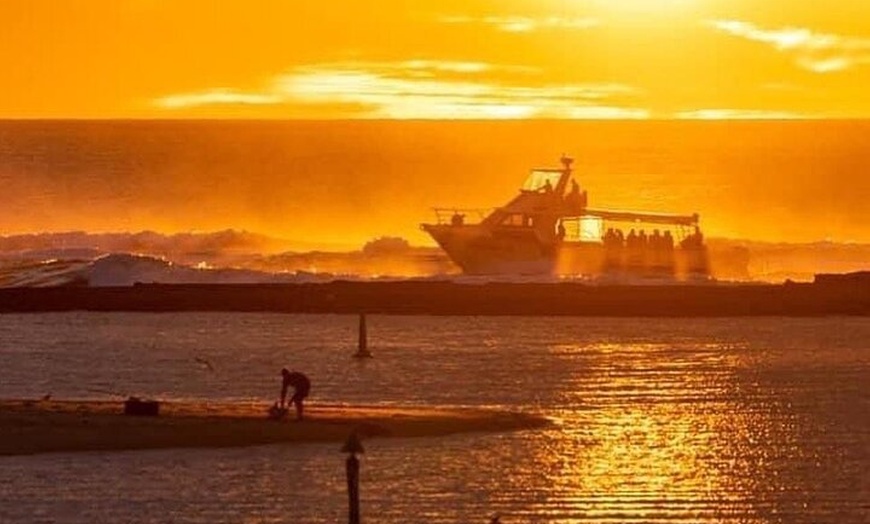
xmin=353 ymin=313 xmax=373 ymax=358
xmin=342 ymin=433 xmax=365 ymax=524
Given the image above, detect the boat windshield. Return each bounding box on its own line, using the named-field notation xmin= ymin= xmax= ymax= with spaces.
xmin=521 ymin=170 xmax=563 ymax=192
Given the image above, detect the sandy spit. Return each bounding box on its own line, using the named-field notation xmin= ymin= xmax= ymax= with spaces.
xmin=0 ymin=399 xmax=549 ymax=456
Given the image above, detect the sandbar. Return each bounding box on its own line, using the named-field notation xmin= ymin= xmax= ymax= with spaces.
xmin=0 ymin=399 xmax=549 ymax=456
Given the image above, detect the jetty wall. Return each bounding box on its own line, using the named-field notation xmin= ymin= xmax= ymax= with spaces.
xmin=0 ymin=274 xmax=867 ymax=316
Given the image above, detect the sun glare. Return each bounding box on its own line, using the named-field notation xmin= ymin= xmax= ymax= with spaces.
xmin=2 ymin=1 xmax=870 ymax=119
xmin=589 ymin=0 xmax=698 ymax=15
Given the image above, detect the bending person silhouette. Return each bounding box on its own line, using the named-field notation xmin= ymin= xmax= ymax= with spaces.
xmin=280 ymin=368 xmax=311 ymax=420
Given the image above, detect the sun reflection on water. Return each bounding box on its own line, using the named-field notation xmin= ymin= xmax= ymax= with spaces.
xmin=508 ymin=341 xmax=787 ymax=523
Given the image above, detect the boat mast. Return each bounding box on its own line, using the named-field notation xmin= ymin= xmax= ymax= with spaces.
xmin=556 ymin=154 xmax=573 ymax=195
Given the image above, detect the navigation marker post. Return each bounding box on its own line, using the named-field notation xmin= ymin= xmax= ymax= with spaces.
xmin=342 ymin=432 xmax=365 ymax=524
xmin=353 ymin=313 xmax=373 ymax=358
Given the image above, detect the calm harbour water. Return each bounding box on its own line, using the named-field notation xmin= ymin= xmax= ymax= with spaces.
xmin=0 ymin=313 xmax=868 ymax=523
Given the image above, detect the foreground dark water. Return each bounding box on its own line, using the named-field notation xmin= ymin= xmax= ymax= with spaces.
xmin=0 ymin=314 xmax=868 ymax=523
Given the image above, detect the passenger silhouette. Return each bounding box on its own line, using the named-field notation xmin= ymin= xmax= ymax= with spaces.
xmin=565 ymin=179 xmax=583 ymax=209
xmin=651 ymin=229 xmax=662 ymax=249
xmin=568 ymin=179 xmax=581 ymax=200
xmin=681 ymin=226 xmax=704 ymax=249
xmin=280 ymin=368 xmax=311 ymax=421
xmin=664 ymin=230 xmax=674 ymax=250
xmin=627 ymin=229 xmax=638 ymax=249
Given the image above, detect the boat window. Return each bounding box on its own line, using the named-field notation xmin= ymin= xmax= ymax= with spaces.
xmin=502 ymin=214 xmax=526 ymax=226
xmin=560 ymin=216 xmax=603 ymax=241
xmin=580 ymin=217 xmax=603 ymax=241
xmin=522 ymin=170 xmax=562 ymax=192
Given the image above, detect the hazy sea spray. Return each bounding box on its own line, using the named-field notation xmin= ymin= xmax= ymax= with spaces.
xmin=0 ymin=230 xmax=868 ymax=284
xmin=1 ymin=120 xmax=869 ymax=245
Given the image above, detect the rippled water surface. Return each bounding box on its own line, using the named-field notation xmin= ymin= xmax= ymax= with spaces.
xmin=1 ymin=314 xmax=868 ymax=523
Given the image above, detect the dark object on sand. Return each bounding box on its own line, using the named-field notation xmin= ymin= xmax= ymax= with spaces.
xmin=124 ymin=397 xmax=160 ymax=416
xmin=267 ymin=402 xmax=289 ymax=420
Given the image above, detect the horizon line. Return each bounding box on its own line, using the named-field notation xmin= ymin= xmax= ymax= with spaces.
xmin=2 ymin=117 xmax=870 ymax=123
xmin=0 ymin=228 xmax=867 ymax=247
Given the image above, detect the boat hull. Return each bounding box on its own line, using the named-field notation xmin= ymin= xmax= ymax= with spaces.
xmin=422 ymin=224 xmax=555 ymax=275
xmin=422 ymin=224 xmax=708 ymax=279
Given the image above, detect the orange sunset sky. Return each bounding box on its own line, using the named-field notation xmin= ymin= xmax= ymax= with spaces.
xmin=3 ymin=0 xmax=870 ymax=119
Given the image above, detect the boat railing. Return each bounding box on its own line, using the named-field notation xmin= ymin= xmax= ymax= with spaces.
xmin=431 ymin=208 xmax=494 ymax=225
xmin=583 ymin=208 xmax=700 ymax=227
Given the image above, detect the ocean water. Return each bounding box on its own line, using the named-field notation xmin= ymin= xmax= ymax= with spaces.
xmin=1 ymin=120 xmax=869 ymax=246
xmin=0 ymin=313 xmax=868 ymax=523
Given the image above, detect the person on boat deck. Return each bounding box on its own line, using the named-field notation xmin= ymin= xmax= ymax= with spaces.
xmin=565 ymin=179 xmax=580 ymax=208
xmin=542 ymin=179 xmax=553 ymax=193
xmin=664 ymin=230 xmax=675 ymax=250
xmin=651 ymin=229 xmax=662 ymax=249
xmin=280 ymin=368 xmax=311 ymax=421
xmin=627 ymin=229 xmax=638 ymax=248
xmin=557 ymin=220 xmax=566 ymax=240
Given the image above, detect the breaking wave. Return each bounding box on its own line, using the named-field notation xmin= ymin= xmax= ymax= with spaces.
xmin=0 ymin=253 xmax=666 ymax=288
xmin=0 ymin=230 xmax=867 ymax=286
xmin=0 ymin=253 xmax=340 ymax=287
